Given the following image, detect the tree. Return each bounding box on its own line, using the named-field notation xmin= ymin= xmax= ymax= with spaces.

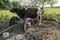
xmin=0 ymin=0 xmax=13 ymax=9
xmin=12 ymin=1 xmax=22 ymax=9
xmin=47 ymin=0 xmax=56 ymax=7
xmin=0 ymin=1 xmax=6 ymax=9
xmin=30 ymin=0 xmax=56 ymax=7
xmin=19 ymin=0 xmax=56 ymax=8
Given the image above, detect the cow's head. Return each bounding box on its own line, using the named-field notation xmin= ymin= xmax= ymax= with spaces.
xmin=10 ymin=8 xmax=19 ymax=13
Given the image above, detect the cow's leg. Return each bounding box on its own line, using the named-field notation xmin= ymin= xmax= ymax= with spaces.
xmin=38 ymin=8 xmax=44 ymax=26
xmin=39 ymin=15 xmax=42 ymax=26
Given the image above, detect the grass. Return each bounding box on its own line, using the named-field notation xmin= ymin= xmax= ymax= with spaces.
xmin=0 ymin=10 xmax=18 ymax=21
xmin=43 ymin=8 xmax=60 ymax=22
xmin=55 ymin=29 xmax=60 ymax=40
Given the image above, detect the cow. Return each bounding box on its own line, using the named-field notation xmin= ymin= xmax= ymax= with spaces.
xmin=10 ymin=8 xmax=42 ymax=19
xmin=10 ymin=8 xmax=44 ymax=26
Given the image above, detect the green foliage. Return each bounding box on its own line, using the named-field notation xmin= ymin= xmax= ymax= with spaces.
xmin=47 ymin=0 xmax=56 ymax=7
xmin=0 ymin=1 xmax=6 ymax=9
xmin=11 ymin=1 xmax=22 ymax=9
xmin=0 ymin=10 xmax=18 ymax=21
xmin=28 ymin=0 xmax=56 ymax=7
xmin=0 ymin=0 xmax=22 ymax=9
xmin=0 ymin=0 xmax=56 ymax=9
xmin=43 ymin=8 xmax=60 ymax=22
xmin=0 ymin=0 xmax=12 ymax=9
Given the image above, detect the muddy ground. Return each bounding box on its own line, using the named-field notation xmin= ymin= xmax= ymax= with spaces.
xmin=0 ymin=21 xmax=60 ymax=40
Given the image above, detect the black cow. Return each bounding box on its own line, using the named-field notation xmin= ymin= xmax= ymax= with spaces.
xmin=10 ymin=8 xmax=39 ymax=19
xmin=10 ymin=8 xmax=44 ymax=27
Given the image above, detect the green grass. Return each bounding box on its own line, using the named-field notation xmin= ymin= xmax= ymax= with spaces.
xmin=43 ymin=8 xmax=60 ymax=22
xmin=0 ymin=10 xmax=18 ymax=21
